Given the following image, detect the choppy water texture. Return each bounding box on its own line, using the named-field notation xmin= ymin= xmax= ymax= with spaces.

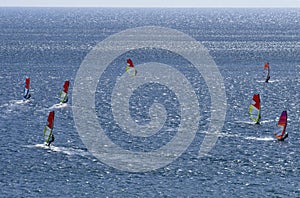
xmin=0 ymin=8 xmax=299 ymax=197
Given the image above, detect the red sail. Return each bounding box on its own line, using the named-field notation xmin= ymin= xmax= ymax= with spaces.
xmin=127 ymin=59 xmax=134 ymax=68
xmin=25 ymin=77 xmax=30 ymax=89
xmin=47 ymin=111 xmax=55 ymax=129
xmin=252 ymin=94 xmax=260 ymax=110
xmin=278 ymin=111 xmax=287 ymax=136
xmin=63 ymin=80 xmax=70 ymax=93
xmin=264 ymin=62 xmax=269 ymax=70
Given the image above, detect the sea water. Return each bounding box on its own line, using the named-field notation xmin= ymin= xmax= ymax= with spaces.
xmin=0 ymin=8 xmax=299 ymax=197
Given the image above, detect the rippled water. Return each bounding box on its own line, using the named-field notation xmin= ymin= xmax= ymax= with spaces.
xmin=0 ymin=8 xmax=299 ymax=197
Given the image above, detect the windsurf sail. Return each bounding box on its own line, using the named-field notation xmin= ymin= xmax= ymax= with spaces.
xmin=43 ymin=111 xmax=55 ymax=145
xmin=264 ymin=62 xmax=270 ymax=83
xmin=59 ymin=80 xmax=69 ymax=103
xmin=23 ymin=77 xmax=31 ymax=100
xmin=274 ymin=111 xmax=288 ymax=141
xmin=126 ymin=58 xmax=137 ymax=76
xmin=249 ymin=94 xmax=261 ymax=123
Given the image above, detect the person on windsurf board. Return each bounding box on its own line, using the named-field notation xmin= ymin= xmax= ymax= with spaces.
xmin=23 ymin=77 xmax=31 ymax=100
xmin=47 ymin=134 xmax=55 ymax=146
xmin=59 ymin=80 xmax=70 ymax=103
xmin=44 ymin=111 xmax=55 ymax=146
xmin=249 ymin=93 xmax=261 ymax=124
xmin=126 ymin=58 xmax=137 ymax=76
xmin=264 ymin=62 xmax=270 ymax=83
xmin=274 ymin=111 xmax=288 ymax=141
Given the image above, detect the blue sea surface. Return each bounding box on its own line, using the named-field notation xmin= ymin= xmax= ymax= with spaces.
xmin=0 ymin=8 xmax=299 ymax=197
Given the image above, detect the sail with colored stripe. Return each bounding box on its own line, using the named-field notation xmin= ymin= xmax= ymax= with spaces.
xmin=23 ymin=77 xmax=31 ymax=100
xmin=249 ymin=94 xmax=261 ymax=124
xmin=264 ymin=62 xmax=270 ymax=83
xmin=59 ymin=80 xmax=69 ymax=103
xmin=274 ymin=111 xmax=288 ymax=141
xmin=43 ymin=111 xmax=55 ymax=145
xmin=126 ymin=58 xmax=137 ymax=76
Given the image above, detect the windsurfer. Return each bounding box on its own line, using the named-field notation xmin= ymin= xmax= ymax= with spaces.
xmin=47 ymin=134 xmax=55 ymax=146
xmin=249 ymin=93 xmax=261 ymax=124
xmin=24 ymin=77 xmax=31 ymax=100
xmin=264 ymin=62 xmax=270 ymax=83
xmin=59 ymin=80 xmax=70 ymax=103
xmin=126 ymin=58 xmax=137 ymax=76
xmin=265 ymin=75 xmax=270 ymax=83
xmin=274 ymin=111 xmax=288 ymax=141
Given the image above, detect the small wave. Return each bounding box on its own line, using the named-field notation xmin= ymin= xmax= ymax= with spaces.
xmin=25 ymin=143 xmax=50 ymax=149
xmin=260 ymin=119 xmax=274 ymax=124
xmin=244 ymin=136 xmax=274 ymax=141
xmin=0 ymin=99 xmax=31 ymax=113
xmin=218 ymin=133 xmax=275 ymax=141
xmin=49 ymin=103 xmax=68 ymax=109
xmin=24 ymin=144 xmax=91 ymax=157
xmin=15 ymin=100 xmax=30 ymax=105
xmin=50 ymin=146 xmax=90 ymax=156
xmin=0 ymin=103 xmax=9 ymax=108
xmin=267 ymin=79 xmax=281 ymax=83
xmin=8 ymin=99 xmax=30 ymax=105
xmin=256 ymin=80 xmax=266 ymax=83
xmin=218 ymin=133 xmax=240 ymax=138
xmin=235 ymin=120 xmax=257 ymax=125
xmin=235 ymin=120 xmax=274 ymax=125
xmin=256 ymin=79 xmax=281 ymax=83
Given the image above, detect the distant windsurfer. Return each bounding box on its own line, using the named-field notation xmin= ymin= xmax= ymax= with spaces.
xmin=47 ymin=134 xmax=55 ymax=146
xmin=264 ymin=62 xmax=270 ymax=83
xmin=126 ymin=58 xmax=137 ymax=76
xmin=274 ymin=111 xmax=288 ymax=141
xmin=44 ymin=111 xmax=55 ymax=147
xmin=249 ymin=93 xmax=261 ymax=124
xmin=23 ymin=77 xmax=31 ymax=100
xmin=59 ymin=80 xmax=70 ymax=103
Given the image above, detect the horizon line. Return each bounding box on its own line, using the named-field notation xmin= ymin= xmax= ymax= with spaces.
xmin=0 ymin=6 xmax=299 ymax=8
